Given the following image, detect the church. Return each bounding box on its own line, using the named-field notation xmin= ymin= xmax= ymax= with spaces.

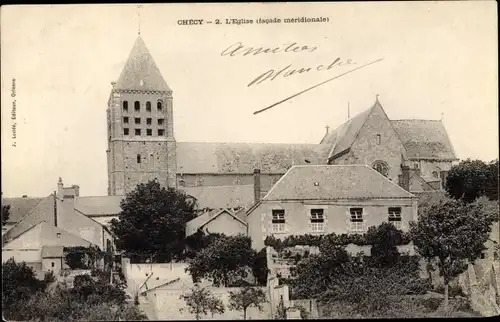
xmin=2 ymin=34 xmax=458 ymax=270
xmin=106 ymin=35 xmax=458 ymax=199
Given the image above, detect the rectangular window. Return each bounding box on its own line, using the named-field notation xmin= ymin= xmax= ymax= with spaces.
xmin=135 ymin=129 xmax=141 ymax=136
xmin=146 ymin=129 xmax=152 ymax=136
xmin=146 ymin=118 xmax=152 ymax=125
xmin=123 ymin=117 xmax=129 ymax=124
xmin=272 ymin=209 xmax=285 ymax=232
xmin=349 ymin=208 xmax=364 ymax=232
xmin=123 ymin=128 xmax=129 ymax=135
xmin=158 ymin=118 xmax=165 ymax=126
xmin=388 ymin=207 xmax=402 ymax=230
xmin=376 ymin=134 xmax=381 ymax=145
xmin=51 ymin=262 xmax=55 ymax=268
xmin=135 ymin=117 xmax=141 ymax=124
xmin=158 ymin=129 xmax=165 ymax=136
xmin=56 ymin=233 xmax=61 ymax=238
xmin=310 ymin=209 xmax=325 ymax=232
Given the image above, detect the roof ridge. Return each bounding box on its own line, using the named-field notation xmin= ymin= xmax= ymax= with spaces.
xmin=391 ymin=119 xmax=442 ymax=122
xmin=177 ymin=141 xmax=325 ymax=146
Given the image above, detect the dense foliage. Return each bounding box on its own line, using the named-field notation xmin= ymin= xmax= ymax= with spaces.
xmin=186 ymin=234 xmax=256 ymax=287
xmin=228 ymin=286 xmax=267 ymax=320
xmin=2 ymin=259 xmax=146 ymax=321
xmin=110 ymin=180 xmax=197 ymax=262
xmin=180 ymin=284 xmax=225 ymax=320
xmin=264 ymin=228 xmax=411 ymax=252
xmin=410 ymin=196 xmax=497 ymax=309
xmin=446 ymin=159 xmax=499 ymax=202
xmin=63 ymin=245 xmax=112 ymax=270
xmin=286 ymin=224 xmax=431 ymax=317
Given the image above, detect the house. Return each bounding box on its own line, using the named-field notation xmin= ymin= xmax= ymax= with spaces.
xmin=185 ymin=208 xmax=247 ymax=237
xmin=2 ymin=178 xmax=114 ymax=273
xmin=246 ymin=165 xmax=418 ymax=250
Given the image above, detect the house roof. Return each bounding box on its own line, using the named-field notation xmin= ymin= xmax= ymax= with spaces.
xmin=264 ymin=165 xmax=416 ymax=201
xmin=2 ymin=197 xmax=46 ymax=223
xmin=176 ymin=142 xmax=331 ymax=174
xmin=185 ymin=208 xmax=247 ymax=237
xmin=114 ymin=36 xmax=171 ymax=92
xmin=2 ymin=195 xmax=55 ymax=245
xmin=3 ymin=221 xmax=92 ymax=250
xmin=41 ymin=245 xmax=64 ymax=258
xmin=74 ymin=195 xmax=124 ymax=216
xmin=409 ymin=171 xmax=436 ymax=192
xmin=182 ymin=185 xmax=255 ymax=209
xmin=390 ymin=120 xmax=457 ymax=160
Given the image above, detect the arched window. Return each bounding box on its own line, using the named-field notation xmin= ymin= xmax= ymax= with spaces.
xmin=432 ymin=171 xmax=439 ymax=179
xmin=157 ymin=100 xmax=163 ymax=111
xmin=122 ymin=101 xmax=128 ymax=111
xmin=137 ymin=154 xmax=141 ymax=164
xmin=372 ymin=161 xmax=389 ymax=177
xmin=134 ymin=101 xmax=140 ymax=111
xmin=146 ymin=101 xmax=151 ymax=111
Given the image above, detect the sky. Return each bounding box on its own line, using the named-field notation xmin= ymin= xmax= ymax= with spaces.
xmin=1 ymin=2 xmax=498 ymax=198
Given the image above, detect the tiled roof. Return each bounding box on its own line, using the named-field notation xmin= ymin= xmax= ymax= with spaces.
xmin=264 ymin=165 xmax=416 ymax=201
xmin=74 ymin=195 xmax=124 ymax=216
xmin=2 ymin=195 xmax=55 ymax=245
xmin=41 ymin=245 xmax=64 ymax=258
xmin=176 ymin=142 xmax=330 ymax=174
xmin=409 ymin=172 xmax=436 ymax=192
xmin=390 ymin=120 xmax=457 ymax=160
xmin=2 ymin=197 xmax=45 ymax=223
xmin=182 ymin=185 xmax=255 ymax=209
xmin=320 ymin=105 xmax=374 ymax=159
xmin=114 ymin=36 xmax=171 ymax=92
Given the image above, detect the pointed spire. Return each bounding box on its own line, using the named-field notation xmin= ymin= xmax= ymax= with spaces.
xmin=114 ymin=36 xmax=171 ymax=92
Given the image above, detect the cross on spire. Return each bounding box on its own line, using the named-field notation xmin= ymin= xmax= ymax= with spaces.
xmin=137 ymin=5 xmax=142 ymax=35
xmin=325 ymin=125 xmax=330 ymax=134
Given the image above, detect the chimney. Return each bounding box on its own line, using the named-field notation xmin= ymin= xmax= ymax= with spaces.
xmin=72 ymin=185 xmax=80 ymax=197
xmin=253 ymin=169 xmax=261 ymax=204
xmin=399 ymin=165 xmax=410 ymax=191
xmin=57 ymin=177 xmax=64 ymax=199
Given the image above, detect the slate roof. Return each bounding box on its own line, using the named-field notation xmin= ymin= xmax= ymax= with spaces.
xmin=185 ymin=208 xmax=247 ymax=237
xmin=320 ymin=104 xmax=374 ymax=159
xmin=264 ymin=165 xmax=416 ymax=201
xmin=74 ymin=195 xmax=124 ymax=216
xmin=182 ymin=185 xmax=255 ymax=209
xmin=2 ymin=197 xmax=45 ymax=223
xmin=390 ymin=120 xmax=458 ymax=160
xmin=2 ymin=195 xmax=55 ymax=245
xmin=176 ymin=142 xmax=330 ymax=174
xmin=320 ymin=99 xmax=457 ymax=162
xmin=114 ymin=36 xmax=171 ymax=92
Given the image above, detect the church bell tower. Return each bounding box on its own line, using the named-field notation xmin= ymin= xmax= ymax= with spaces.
xmin=106 ymin=35 xmax=176 ymax=196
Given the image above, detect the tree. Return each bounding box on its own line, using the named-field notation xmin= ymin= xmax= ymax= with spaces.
xmin=365 ymin=222 xmax=403 ymax=267
xmin=186 ymin=234 xmax=256 ymax=287
xmin=2 ymin=203 xmax=10 ymax=226
xmin=2 ymin=258 xmax=47 ymax=311
xmin=410 ymin=196 xmax=497 ymax=310
xmin=228 ymin=286 xmax=267 ymax=320
xmin=110 ymin=180 xmax=197 ymax=262
xmin=446 ymin=159 xmax=498 ymax=203
xmin=180 ymin=284 xmax=225 ymax=320
xmin=251 ymin=248 xmax=269 ymax=286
